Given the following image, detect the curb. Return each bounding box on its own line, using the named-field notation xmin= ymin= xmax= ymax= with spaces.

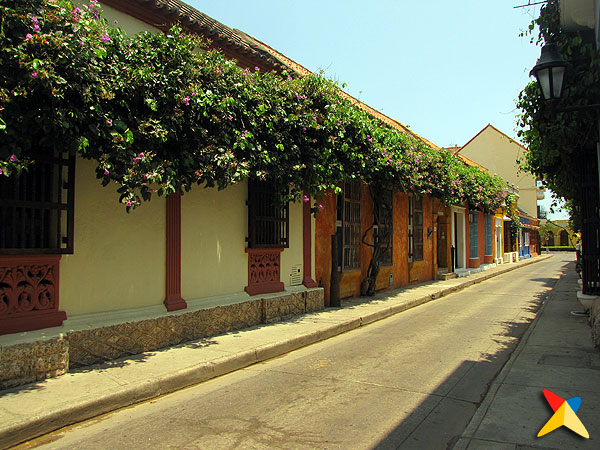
xmin=451 ymin=258 xmax=559 ymax=450
xmin=0 ymin=255 xmax=551 ymax=449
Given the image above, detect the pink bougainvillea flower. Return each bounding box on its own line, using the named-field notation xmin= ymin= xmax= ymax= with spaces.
xmin=318 ymin=204 xmax=324 ymax=211
xmin=31 ymin=71 xmax=38 ymax=79
xmin=104 ymin=169 xmax=109 ymax=175
xmin=182 ymin=96 xmax=190 ymax=105
xmin=303 ymin=195 xmax=310 ymax=203
xmin=25 ymin=33 xmax=33 ymax=41
xmin=9 ymin=155 xmax=18 ymax=162
xmin=101 ymin=33 xmax=110 ymax=42
xmin=126 ymin=201 xmax=132 ymax=207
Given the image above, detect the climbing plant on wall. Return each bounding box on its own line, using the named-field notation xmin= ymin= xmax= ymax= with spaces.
xmin=1 ymin=0 xmax=508 ymax=213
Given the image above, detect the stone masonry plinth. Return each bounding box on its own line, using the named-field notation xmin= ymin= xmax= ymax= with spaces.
xmin=1 ymin=288 xmax=324 ymax=389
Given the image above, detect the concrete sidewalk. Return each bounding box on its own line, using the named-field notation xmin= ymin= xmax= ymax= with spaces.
xmin=0 ymin=255 xmax=553 ymax=449
xmin=455 ymin=258 xmax=600 ymax=449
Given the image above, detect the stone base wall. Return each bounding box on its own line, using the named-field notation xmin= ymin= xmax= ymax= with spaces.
xmin=0 ymin=288 xmax=324 ymax=389
xmin=0 ymin=336 xmax=68 ymax=390
xmin=262 ymin=289 xmax=324 ymax=324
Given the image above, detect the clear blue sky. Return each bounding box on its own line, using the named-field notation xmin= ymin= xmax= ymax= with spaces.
xmin=189 ymin=0 xmax=566 ymax=218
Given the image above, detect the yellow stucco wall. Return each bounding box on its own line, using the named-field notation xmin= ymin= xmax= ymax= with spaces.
xmin=73 ymin=1 xmax=161 ymax=35
xmin=460 ymin=126 xmax=538 ymax=215
xmin=544 ymin=220 xmax=578 ymax=246
xmin=280 ymin=200 xmax=304 ymax=287
xmin=50 ymin=4 xmax=311 ymax=315
xmin=181 ymin=184 xmax=248 ymax=300
xmin=60 ymin=157 xmax=166 ymax=315
xmin=181 ymin=183 xmax=305 ymax=301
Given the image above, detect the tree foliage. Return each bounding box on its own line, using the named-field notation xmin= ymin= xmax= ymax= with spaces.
xmin=517 ymin=0 xmax=600 ymax=211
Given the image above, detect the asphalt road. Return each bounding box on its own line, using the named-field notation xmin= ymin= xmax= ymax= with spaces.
xmin=23 ymin=256 xmax=568 ymax=450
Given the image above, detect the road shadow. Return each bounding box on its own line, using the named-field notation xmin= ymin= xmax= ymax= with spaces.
xmin=370 ymin=258 xmax=585 ymax=449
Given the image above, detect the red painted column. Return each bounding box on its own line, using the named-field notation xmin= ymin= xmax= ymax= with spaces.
xmin=303 ymin=194 xmax=318 ymax=288
xmin=164 ymin=193 xmax=187 ymax=312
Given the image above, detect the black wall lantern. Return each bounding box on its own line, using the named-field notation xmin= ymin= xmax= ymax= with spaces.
xmin=530 ymin=43 xmax=568 ymax=101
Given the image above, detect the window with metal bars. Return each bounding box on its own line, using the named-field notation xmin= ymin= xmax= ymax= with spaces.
xmin=374 ymin=188 xmax=393 ymax=266
xmin=0 ymin=154 xmax=75 ymax=254
xmin=247 ymin=180 xmax=289 ymax=248
xmin=484 ymin=214 xmax=493 ymax=256
xmin=469 ymin=211 xmax=478 ymax=258
xmin=408 ymin=194 xmax=423 ymax=262
xmin=336 ymin=180 xmax=361 ymax=271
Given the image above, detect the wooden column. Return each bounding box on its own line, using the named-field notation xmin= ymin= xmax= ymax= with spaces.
xmin=164 ymin=193 xmax=187 ymax=311
xmin=302 ymin=194 xmax=318 ymax=288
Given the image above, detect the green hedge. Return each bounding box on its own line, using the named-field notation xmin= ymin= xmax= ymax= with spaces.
xmin=541 ymin=246 xmax=575 ymax=252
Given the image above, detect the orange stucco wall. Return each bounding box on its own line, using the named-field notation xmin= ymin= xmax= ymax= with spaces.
xmin=315 ymin=191 xmax=335 ymax=304
xmin=408 ymin=195 xmax=434 ymax=284
xmin=432 ymin=199 xmax=452 ymax=271
xmin=478 ymin=212 xmax=486 ymax=265
xmin=315 ymin=186 xmax=434 ymax=305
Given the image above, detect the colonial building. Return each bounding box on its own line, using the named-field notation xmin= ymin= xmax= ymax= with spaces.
xmin=1 ymin=0 xmax=325 ymax=389
xmin=0 ymin=0 xmax=510 ymax=389
xmin=454 ymin=124 xmax=544 ymax=261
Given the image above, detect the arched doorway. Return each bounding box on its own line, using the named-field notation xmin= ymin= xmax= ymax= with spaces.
xmin=560 ymin=230 xmax=569 ymax=246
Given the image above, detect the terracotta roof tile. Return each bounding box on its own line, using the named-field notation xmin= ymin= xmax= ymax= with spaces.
xmin=101 ymin=0 xmax=287 ymax=69
xmin=443 ymin=146 xmax=462 ymax=155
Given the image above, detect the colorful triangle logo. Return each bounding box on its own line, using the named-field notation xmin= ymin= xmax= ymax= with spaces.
xmin=537 ymin=389 xmax=589 ymax=439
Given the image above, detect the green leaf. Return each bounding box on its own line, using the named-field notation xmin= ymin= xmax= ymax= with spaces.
xmin=94 ymin=47 xmax=107 ymax=59
xmin=145 ymin=98 xmax=158 ymax=111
